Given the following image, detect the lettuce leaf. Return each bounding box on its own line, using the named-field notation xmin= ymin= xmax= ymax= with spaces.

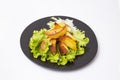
xmin=58 ymin=56 xmax=68 ymax=65
xmin=29 ymin=29 xmax=47 ymax=49
xmin=47 ymin=52 xmax=60 ymax=63
xmin=66 ymin=49 xmax=76 ymax=62
xmin=73 ymin=29 xmax=89 ymax=55
xmin=73 ymin=29 xmax=85 ymax=40
xmin=29 ymin=29 xmax=49 ymax=58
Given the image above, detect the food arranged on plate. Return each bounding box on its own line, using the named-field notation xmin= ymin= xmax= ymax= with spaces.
xmin=29 ymin=17 xmax=89 ymax=65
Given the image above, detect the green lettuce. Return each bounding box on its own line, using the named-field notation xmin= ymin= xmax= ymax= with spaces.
xmin=66 ymin=49 xmax=76 ymax=62
xmin=47 ymin=52 xmax=60 ymax=63
xmin=58 ymin=56 xmax=68 ymax=65
xmin=73 ymin=29 xmax=89 ymax=55
xmin=29 ymin=29 xmax=50 ymax=59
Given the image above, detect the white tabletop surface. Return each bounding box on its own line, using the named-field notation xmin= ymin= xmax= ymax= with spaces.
xmin=0 ymin=0 xmax=120 ymax=80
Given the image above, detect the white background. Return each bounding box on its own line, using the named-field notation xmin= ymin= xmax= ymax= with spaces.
xmin=0 ymin=0 xmax=120 ymax=80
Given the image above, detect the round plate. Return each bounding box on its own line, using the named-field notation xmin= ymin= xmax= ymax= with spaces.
xmin=20 ymin=16 xmax=98 ymax=71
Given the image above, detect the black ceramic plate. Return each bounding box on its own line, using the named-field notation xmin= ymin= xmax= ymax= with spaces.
xmin=20 ymin=16 xmax=98 ymax=71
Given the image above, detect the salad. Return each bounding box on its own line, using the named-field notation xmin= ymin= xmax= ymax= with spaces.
xmin=29 ymin=17 xmax=89 ymax=65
